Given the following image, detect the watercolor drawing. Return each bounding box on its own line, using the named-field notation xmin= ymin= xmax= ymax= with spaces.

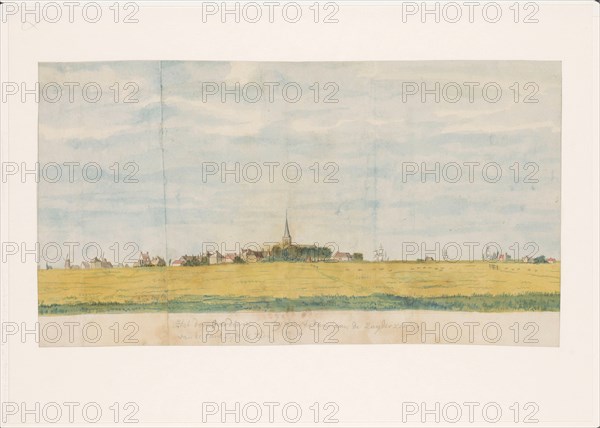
xmin=37 ymin=61 xmax=561 ymax=345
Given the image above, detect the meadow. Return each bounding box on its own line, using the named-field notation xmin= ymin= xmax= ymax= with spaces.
xmin=38 ymin=261 xmax=560 ymax=314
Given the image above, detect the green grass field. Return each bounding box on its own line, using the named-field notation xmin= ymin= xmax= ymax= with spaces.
xmin=38 ymin=261 xmax=560 ymax=315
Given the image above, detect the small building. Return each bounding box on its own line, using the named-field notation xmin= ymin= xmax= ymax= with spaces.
xmin=139 ymin=251 xmax=151 ymax=267
xmin=332 ymin=252 xmax=353 ymax=262
xmin=242 ymin=249 xmax=264 ymax=263
xmin=86 ymin=257 xmax=112 ymax=269
xmin=151 ymin=256 xmax=166 ymax=267
xmin=89 ymin=257 xmax=103 ymax=269
xmin=64 ymin=257 xmax=80 ymax=269
xmin=224 ymin=253 xmax=237 ymax=263
xmin=498 ymin=253 xmax=512 ymax=262
xmin=208 ymin=251 xmax=224 ymax=265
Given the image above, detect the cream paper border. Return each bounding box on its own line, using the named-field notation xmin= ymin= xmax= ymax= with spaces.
xmin=1 ymin=1 xmax=598 ymax=426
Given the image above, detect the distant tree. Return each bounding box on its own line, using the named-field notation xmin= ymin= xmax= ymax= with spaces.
xmin=183 ymin=255 xmax=205 ymax=266
xmin=352 ymin=253 xmax=363 ymax=261
xmin=233 ymin=256 xmax=245 ymax=264
xmin=318 ymin=246 xmax=333 ymax=261
xmin=270 ymin=245 xmax=332 ymax=262
xmin=533 ymin=255 xmax=547 ymax=264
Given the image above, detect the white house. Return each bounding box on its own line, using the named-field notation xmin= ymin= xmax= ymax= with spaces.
xmin=208 ymin=251 xmax=224 ymax=265
xmin=332 ymin=252 xmax=353 ymax=262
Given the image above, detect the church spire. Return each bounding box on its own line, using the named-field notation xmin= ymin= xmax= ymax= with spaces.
xmin=282 ymin=211 xmax=292 ymax=247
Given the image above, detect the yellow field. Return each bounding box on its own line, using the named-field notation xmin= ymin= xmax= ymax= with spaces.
xmin=38 ymin=262 xmax=560 ymax=306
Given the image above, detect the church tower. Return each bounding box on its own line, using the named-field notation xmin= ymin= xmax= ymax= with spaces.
xmin=282 ymin=212 xmax=292 ymax=247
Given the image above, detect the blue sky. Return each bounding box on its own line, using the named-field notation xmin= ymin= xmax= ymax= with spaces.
xmin=38 ymin=61 xmax=561 ymax=262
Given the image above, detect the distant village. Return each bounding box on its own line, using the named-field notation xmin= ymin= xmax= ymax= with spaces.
xmin=48 ymin=215 xmax=557 ymax=270
xmin=53 ymin=214 xmax=363 ymax=270
xmin=478 ymin=248 xmax=557 ymax=264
